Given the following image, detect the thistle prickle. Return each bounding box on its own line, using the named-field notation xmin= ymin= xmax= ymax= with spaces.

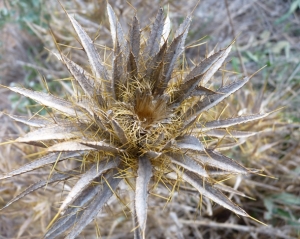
xmin=1 ymin=3 xmax=269 ymax=238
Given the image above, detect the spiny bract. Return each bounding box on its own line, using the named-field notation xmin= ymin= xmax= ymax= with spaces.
xmin=1 ymin=4 xmax=269 ymax=239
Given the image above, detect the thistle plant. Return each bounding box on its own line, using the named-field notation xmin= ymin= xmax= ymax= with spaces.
xmin=1 ymin=3 xmax=271 ymax=238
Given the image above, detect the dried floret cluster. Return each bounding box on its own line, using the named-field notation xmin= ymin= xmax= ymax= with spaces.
xmin=0 ymin=4 xmax=270 ymax=238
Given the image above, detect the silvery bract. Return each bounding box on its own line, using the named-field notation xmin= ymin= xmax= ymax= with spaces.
xmin=1 ymin=4 xmax=269 ymax=238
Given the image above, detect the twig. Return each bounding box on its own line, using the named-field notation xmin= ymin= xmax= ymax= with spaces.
xmin=179 ymin=219 xmax=295 ymax=239
xmin=224 ymin=0 xmax=248 ymax=76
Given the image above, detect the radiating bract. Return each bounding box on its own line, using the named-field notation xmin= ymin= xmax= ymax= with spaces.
xmin=1 ymin=4 xmax=269 ymax=238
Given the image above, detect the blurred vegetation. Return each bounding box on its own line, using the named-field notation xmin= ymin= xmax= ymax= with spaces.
xmin=0 ymin=0 xmax=50 ymax=32
xmin=0 ymin=0 xmax=299 ymax=238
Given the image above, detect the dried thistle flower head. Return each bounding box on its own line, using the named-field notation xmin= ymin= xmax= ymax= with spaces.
xmin=1 ymin=3 xmax=270 ymax=238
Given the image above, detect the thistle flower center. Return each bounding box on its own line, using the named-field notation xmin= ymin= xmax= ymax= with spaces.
xmin=134 ymin=89 xmax=167 ymax=127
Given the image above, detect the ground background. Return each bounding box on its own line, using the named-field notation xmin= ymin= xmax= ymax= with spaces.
xmin=0 ymin=0 xmax=299 ymax=238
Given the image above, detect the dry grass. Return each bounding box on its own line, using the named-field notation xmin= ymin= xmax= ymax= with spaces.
xmin=0 ymin=0 xmax=299 ymax=238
